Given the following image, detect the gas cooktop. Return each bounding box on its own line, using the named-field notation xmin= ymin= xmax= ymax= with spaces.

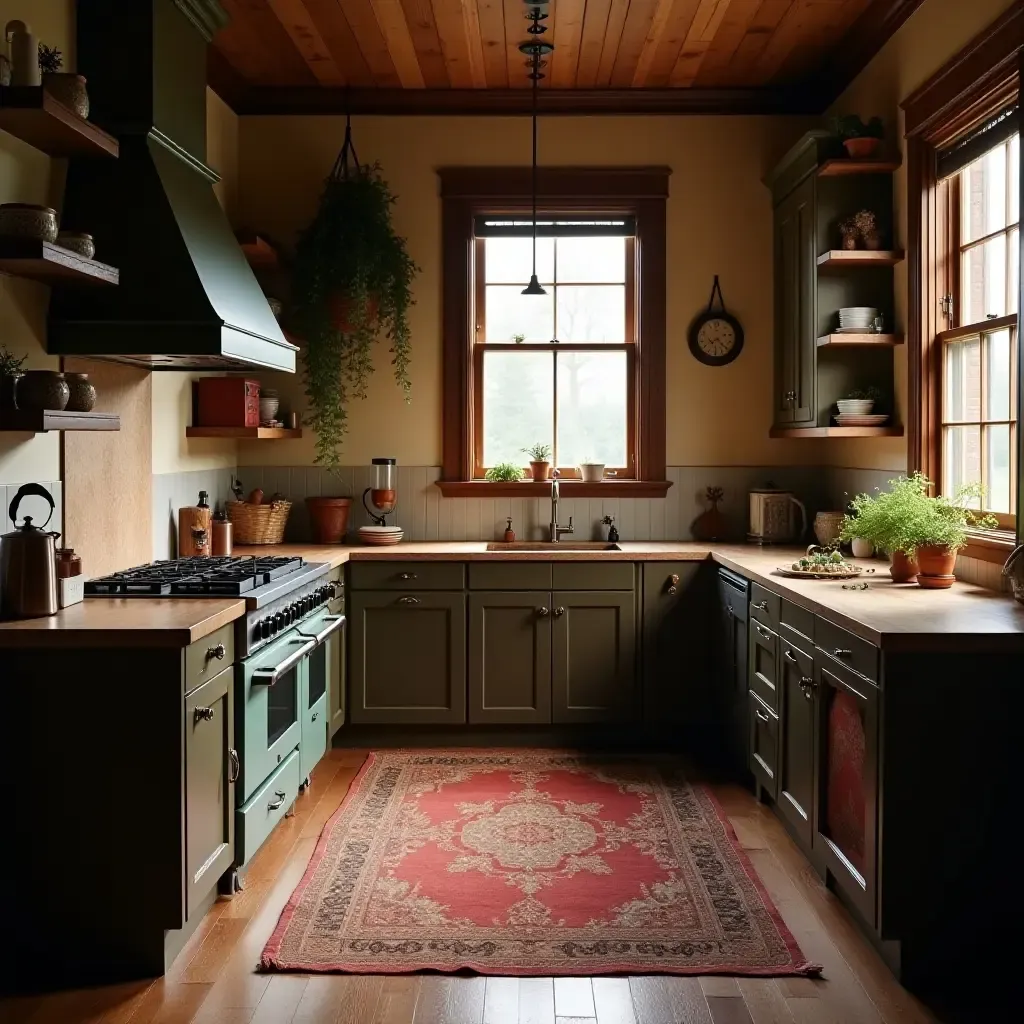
xmin=85 ymin=556 xmax=308 ymax=597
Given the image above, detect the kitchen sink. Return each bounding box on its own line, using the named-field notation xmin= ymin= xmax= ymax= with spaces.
xmin=485 ymin=542 xmax=622 ymax=552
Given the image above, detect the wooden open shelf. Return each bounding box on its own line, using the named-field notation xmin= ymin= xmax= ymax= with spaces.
xmin=817 ymin=333 xmax=904 ymax=347
xmin=186 ymin=426 xmax=302 ymax=439
xmin=0 ymin=86 xmax=118 ymax=158
xmin=0 ymin=239 xmax=118 ymax=287
xmin=817 ymin=250 xmax=904 ymax=267
xmin=0 ymin=409 xmax=120 ymax=433
xmin=818 ymin=158 xmax=901 ymax=177
xmin=770 ymin=425 xmax=904 ymax=439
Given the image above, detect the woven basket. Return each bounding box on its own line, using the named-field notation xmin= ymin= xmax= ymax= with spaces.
xmin=225 ymin=500 xmax=291 ymax=545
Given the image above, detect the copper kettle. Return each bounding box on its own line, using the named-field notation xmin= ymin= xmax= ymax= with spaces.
xmin=0 ymin=483 xmax=60 ymax=618
xmin=1003 ymin=544 xmax=1024 ymax=604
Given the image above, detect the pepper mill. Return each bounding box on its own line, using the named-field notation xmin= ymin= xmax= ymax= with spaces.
xmin=5 ymin=21 xmax=41 ymax=86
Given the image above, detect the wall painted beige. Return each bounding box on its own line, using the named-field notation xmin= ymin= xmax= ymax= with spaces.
xmin=827 ymin=0 xmax=1017 ymax=473
xmin=0 ymin=0 xmax=73 ymax=485
xmin=236 ymin=113 xmax=825 ymax=470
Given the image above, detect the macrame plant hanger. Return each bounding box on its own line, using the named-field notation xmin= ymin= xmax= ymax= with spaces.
xmin=331 ymin=108 xmax=361 ymax=182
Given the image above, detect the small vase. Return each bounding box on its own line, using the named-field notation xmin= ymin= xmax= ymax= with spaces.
xmin=851 ymin=537 xmax=874 ymax=559
xmin=64 ymin=373 xmax=97 ymax=412
xmin=16 ymin=370 xmax=69 ymax=412
xmin=915 ymin=543 xmax=957 ymax=588
xmin=529 ymin=460 xmax=551 ymax=481
xmin=814 ymin=511 xmax=845 ymax=547
xmin=862 ymin=229 xmax=883 ymax=250
xmin=889 ymin=550 xmax=920 ymax=584
xmin=306 ymin=496 xmax=352 ymax=544
xmin=841 ymin=231 xmax=858 ymax=250
xmin=843 ymin=137 xmax=882 ymax=159
xmin=43 ymin=72 xmax=90 ymax=119
xmin=0 ymin=372 xmax=23 ymax=410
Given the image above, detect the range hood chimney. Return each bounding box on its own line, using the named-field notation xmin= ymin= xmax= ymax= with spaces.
xmin=49 ymin=0 xmax=296 ymax=372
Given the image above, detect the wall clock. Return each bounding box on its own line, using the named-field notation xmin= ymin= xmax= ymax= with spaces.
xmin=688 ymin=275 xmax=744 ymax=366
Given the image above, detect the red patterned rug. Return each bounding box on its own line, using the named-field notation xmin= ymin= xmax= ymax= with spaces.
xmin=261 ymin=750 xmax=821 ymax=977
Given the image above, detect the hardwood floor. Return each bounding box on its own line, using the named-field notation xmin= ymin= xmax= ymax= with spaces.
xmin=0 ymin=749 xmax=941 ymax=1024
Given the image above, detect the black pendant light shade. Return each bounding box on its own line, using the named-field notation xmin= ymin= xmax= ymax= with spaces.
xmin=519 ymin=4 xmax=553 ymax=297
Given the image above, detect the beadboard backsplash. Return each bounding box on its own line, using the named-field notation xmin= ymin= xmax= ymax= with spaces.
xmin=152 ymin=469 xmax=236 ymax=561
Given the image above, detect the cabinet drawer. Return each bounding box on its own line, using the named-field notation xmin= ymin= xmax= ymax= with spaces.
xmin=348 ymin=561 xmax=465 ymax=590
xmin=749 ymin=691 xmax=779 ymax=798
xmin=184 ymin=623 xmax=235 ymax=695
xmin=236 ymin=748 xmax=300 ymax=869
xmin=469 ymin=563 xmax=552 ymax=590
xmin=749 ymin=618 xmax=779 ymax=711
xmin=552 ymin=562 xmax=634 ymax=591
xmin=781 ymin=600 xmax=814 ymax=642
xmin=300 ymin=692 xmax=328 ymax=782
xmin=815 ymin=616 xmax=878 ymax=682
xmin=750 ymin=584 xmax=780 ymax=629
xmin=719 ymin=577 xmax=748 ymax=624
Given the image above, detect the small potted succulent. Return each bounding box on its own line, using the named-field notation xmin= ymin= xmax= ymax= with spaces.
xmin=834 ymin=115 xmax=884 ymax=159
xmin=522 ymin=442 xmax=552 ymax=481
xmin=484 ymin=462 xmax=524 ymax=482
xmin=0 ymin=345 xmax=26 ymax=410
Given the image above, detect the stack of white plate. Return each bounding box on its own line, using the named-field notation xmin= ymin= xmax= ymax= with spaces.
xmin=835 ymin=413 xmax=890 ymax=427
xmin=359 ymin=525 xmax=404 ymax=546
xmin=837 ymin=307 xmax=878 ymax=333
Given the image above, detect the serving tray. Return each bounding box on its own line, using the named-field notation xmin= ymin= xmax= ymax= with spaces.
xmin=775 ymin=564 xmax=872 ymax=580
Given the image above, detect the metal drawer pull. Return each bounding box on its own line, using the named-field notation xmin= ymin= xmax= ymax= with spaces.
xmin=554 ymin=606 xmax=565 ymax=617
xmin=783 ymin=649 xmax=798 ymax=664
xmin=311 ymin=712 xmax=319 ymax=723
xmin=267 ymin=790 xmax=288 ymax=812
xmin=228 ymin=748 xmax=239 ymax=783
xmin=754 ymin=600 xmax=769 ymax=612
xmin=537 ymin=606 xmax=549 ymax=617
xmin=252 ymin=639 xmax=316 ymax=686
xmin=754 ymin=707 xmax=771 ymax=724
xmin=398 ymin=572 xmax=418 ymax=580
xmin=296 ymin=614 xmax=345 ymax=647
xmin=397 ymin=595 xmax=420 ymax=605
xmin=194 ymin=706 xmax=215 ymax=723
xmin=206 ymin=643 xmax=226 ymax=662
xmin=755 ymin=624 xmax=770 ymax=639
xmin=833 ymin=648 xmax=853 ymax=659
xmin=667 ymin=573 xmax=680 ymax=596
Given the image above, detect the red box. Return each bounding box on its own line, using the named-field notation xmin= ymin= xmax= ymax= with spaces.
xmin=196 ymin=378 xmax=260 ymax=428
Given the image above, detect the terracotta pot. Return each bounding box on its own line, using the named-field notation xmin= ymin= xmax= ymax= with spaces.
xmin=306 ymin=496 xmax=352 ymax=544
xmin=64 ymin=372 xmax=96 ymax=412
xmin=915 ymin=543 xmax=957 ymax=588
xmin=843 ymin=137 xmax=882 ymax=159
xmin=529 ymin=460 xmax=551 ymax=481
xmin=16 ymin=370 xmax=69 ymax=412
xmin=889 ymin=550 xmax=920 ymax=584
xmin=330 ymin=295 xmax=379 ymax=333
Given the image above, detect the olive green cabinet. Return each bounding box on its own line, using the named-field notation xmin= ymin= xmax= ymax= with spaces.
xmin=348 ymin=591 xmax=467 ymax=724
xmin=778 ymin=632 xmax=816 ymax=849
xmin=717 ymin=570 xmax=749 ymax=775
xmin=184 ymin=665 xmax=236 ymax=919
xmin=552 ymin=591 xmax=636 ymax=724
xmin=469 ymin=592 xmax=552 ymax=724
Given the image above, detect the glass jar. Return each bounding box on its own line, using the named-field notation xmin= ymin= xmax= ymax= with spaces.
xmin=370 ymin=457 xmax=397 ymax=513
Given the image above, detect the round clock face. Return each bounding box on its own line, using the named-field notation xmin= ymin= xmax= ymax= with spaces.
xmin=688 ymin=311 xmax=744 ymax=366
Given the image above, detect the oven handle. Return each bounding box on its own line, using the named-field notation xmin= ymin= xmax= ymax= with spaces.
xmin=252 ymin=639 xmax=316 ymax=686
xmin=295 ymin=614 xmax=345 ymax=648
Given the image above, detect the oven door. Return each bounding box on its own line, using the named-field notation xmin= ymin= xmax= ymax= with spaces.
xmin=297 ymin=611 xmax=345 ymax=783
xmin=238 ymin=632 xmax=313 ymax=804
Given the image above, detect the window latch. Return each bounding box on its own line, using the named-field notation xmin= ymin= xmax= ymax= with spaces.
xmin=940 ymin=294 xmax=954 ymax=320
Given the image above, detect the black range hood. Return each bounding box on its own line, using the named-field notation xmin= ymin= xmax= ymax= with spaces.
xmin=49 ymin=0 xmax=296 ymax=372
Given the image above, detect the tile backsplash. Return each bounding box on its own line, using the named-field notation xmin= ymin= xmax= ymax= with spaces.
xmin=1 ymin=480 xmax=63 ymax=538
xmin=234 ymin=465 xmax=830 ymax=544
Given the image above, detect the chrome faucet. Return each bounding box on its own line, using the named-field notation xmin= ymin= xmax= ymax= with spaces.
xmin=549 ymin=471 xmax=574 ymax=543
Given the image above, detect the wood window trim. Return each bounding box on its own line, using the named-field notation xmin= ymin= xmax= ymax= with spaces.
xmin=439 ymin=167 xmax=669 ymax=497
xmin=903 ymin=6 xmax=1023 ymax=549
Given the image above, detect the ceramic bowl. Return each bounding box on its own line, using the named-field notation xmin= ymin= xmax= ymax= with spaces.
xmin=64 ymin=373 xmax=97 ymax=412
xmin=836 ymin=399 xmax=875 ymax=416
xmin=43 ymin=72 xmax=89 ymax=119
xmin=0 ymin=204 xmax=59 ymax=243
xmin=17 ymin=370 xmax=69 ymax=412
xmin=56 ymin=232 xmax=96 ymax=260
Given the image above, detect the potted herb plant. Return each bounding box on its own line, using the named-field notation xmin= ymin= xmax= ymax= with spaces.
xmin=0 ymin=345 xmax=26 ymax=410
xmin=37 ymin=43 xmax=89 ymax=120
xmin=291 ymin=122 xmax=418 ymax=469
xmin=485 ymin=462 xmax=524 ymax=482
xmin=833 ymin=114 xmax=884 ymax=159
xmin=522 ymin=443 xmax=552 ymax=481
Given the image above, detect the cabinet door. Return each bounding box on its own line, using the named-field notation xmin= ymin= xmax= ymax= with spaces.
xmin=184 ymin=665 xmax=235 ymax=918
xmin=327 ymin=619 xmax=345 ymax=738
xmin=749 ymin=690 xmax=779 ymax=798
xmin=348 ymin=591 xmax=467 ymax=724
xmin=300 ymin=651 xmax=328 ymax=783
xmin=778 ymin=638 xmax=816 ymax=849
xmin=749 ymin=618 xmax=780 ymax=711
xmin=815 ymin=657 xmax=879 ymax=927
xmin=469 ymin=592 xmax=551 ymax=724
xmin=552 ymin=591 xmax=636 ymax=724
xmin=720 ymin=594 xmax=749 ymax=775
xmin=774 ymin=177 xmax=816 ymax=426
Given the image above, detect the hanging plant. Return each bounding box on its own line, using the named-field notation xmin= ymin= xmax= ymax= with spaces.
xmin=291 ymin=118 xmax=419 ymax=468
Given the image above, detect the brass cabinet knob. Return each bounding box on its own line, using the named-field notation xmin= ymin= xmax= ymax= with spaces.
xmin=207 ymin=643 xmax=226 ymax=661
xmin=537 ymin=606 xmax=549 ymax=617
xmin=554 ymin=606 xmax=565 ymax=617
xmin=194 ymin=706 xmax=215 ymax=722
xmin=667 ymin=574 xmax=680 ymax=596
xmin=228 ymin=748 xmax=239 ymax=783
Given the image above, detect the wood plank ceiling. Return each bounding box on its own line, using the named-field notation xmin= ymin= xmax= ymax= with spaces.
xmin=209 ymin=1 xmax=927 ymax=114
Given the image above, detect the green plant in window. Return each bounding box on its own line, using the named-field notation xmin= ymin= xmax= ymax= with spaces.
xmin=522 ymin=442 xmax=552 ymax=462
xmin=512 ymin=333 xmax=526 ymax=344
xmin=485 ymin=462 xmax=524 ymax=482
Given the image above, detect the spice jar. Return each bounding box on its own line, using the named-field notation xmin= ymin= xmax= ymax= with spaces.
xmin=55 ymin=548 xmax=82 ymax=578
xmin=212 ymin=508 xmax=233 ymax=556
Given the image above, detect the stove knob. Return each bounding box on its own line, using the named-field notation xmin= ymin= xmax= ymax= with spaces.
xmin=261 ymin=618 xmax=272 ymax=639
xmin=301 ymin=596 xmax=311 ymax=613
xmin=291 ymin=601 xmax=301 ymax=618
xmin=273 ymin=611 xmax=285 ymax=631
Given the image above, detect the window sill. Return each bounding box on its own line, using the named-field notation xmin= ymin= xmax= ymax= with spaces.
xmin=961 ymin=529 xmax=1017 ymax=564
xmin=436 ymin=480 xmax=673 ymax=499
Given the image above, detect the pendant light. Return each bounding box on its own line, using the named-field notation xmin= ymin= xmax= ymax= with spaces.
xmin=519 ymin=3 xmax=553 ymax=296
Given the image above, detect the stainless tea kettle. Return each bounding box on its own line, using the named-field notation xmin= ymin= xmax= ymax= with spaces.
xmin=0 ymin=483 xmax=60 ymax=618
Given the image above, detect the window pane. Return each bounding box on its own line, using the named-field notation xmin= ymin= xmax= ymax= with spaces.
xmin=944 ymin=424 xmax=982 ymax=506
xmin=984 ymin=424 xmax=1012 ymax=513
xmin=962 ymin=233 xmax=1008 ymax=322
xmin=556 ymin=237 xmax=626 ymax=283
xmin=484 ymin=237 xmax=554 ymax=284
xmin=944 ymin=336 xmax=980 ymax=421
xmin=962 ymin=142 xmax=1007 ymax=243
xmin=1010 ymin=134 xmax=1019 ymax=224
xmin=555 ymin=285 xmax=626 ymax=342
xmin=1009 ymin=228 xmax=1019 ymax=315
xmin=484 ymin=285 xmax=554 ymax=342
xmin=482 ymin=351 xmax=553 ymax=467
xmin=556 ymin=351 xmax=628 ymax=467
xmin=984 ymin=328 xmax=1011 ymax=420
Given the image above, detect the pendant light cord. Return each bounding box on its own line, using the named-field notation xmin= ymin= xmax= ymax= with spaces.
xmin=531 ymin=66 xmax=539 ymax=280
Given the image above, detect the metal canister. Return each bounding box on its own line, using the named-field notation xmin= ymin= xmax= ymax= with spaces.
xmin=212 ymin=510 xmax=233 ymax=556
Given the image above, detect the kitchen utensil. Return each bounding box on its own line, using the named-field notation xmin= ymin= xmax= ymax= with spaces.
xmin=196 ymin=377 xmax=260 ymax=428
xmin=579 ymin=462 xmax=605 ymax=482
xmin=4 ymin=21 xmax=40 ymax=86
xmin=363 ymin=458 xmax=398 ymax=528
xmin=15 ymin=370 xmax=69 ymax=412
xmin=55 ymin=547 xmax=82 ymax=578
xmin=748 ymin=488 xmax=807 ymax=544
xmin=64 ymin=372 xmax=97 ymax=412
xmin=1002 ymin=544 xmax=1024 ymax=604
xmin=814 ymin=511 xmax=845 ymax=546
xmin=225 ymin=498 xmax=291 ymax=544
xmin=43 ymin=73 xmax=89 ymax=119
xmin=56 ymin=231 xmax=96 ymax=259
xmin=835 ymin=414 xmax=890 ymax=426
xmin=0 ymin=203 xmax=58 ymax=242
xmin=0 ymin=482 xmax=60 ymax=618
xmin=178 ymin=490 xmax=212 ymax=557
xmin=212 ymin=509 xmax=233 ymax=556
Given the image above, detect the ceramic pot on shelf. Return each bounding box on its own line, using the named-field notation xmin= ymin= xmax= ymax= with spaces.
xmin=306 ymin=497 xmax=351 ymax=544
xmin=259 ymin=388 xmax=280 ymax=424
xmin=843 ymin=137 xmax=882 ymax=159
xmin=64 ymin=373 xmax=96 ymax=412
xmin=56 ymin=232 xmax=95 ymax=259
xmin=0 ymin=204 xmax=58 ymax=242
xmin=889 ymin=550 xmax=920 ymax=584
xmin=813 ymin=511 xmax=845 ymax=547
xmin=16 ymin=370 xmax=69 ymax=412
xmin=0 ymin=371 xmax=23 ymax=410
xmin=915 ymin=544 xmax=957 ymax=589
xmin=42 ymin=73 xmax=89 ymax=119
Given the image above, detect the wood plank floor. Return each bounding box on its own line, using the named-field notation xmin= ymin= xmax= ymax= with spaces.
xmin=0 ymin=749 xmax=941 ymax=1024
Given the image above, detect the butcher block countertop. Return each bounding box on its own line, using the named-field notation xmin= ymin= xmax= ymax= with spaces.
xmin=1 ymin=542 xmax=1020 ymax=650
